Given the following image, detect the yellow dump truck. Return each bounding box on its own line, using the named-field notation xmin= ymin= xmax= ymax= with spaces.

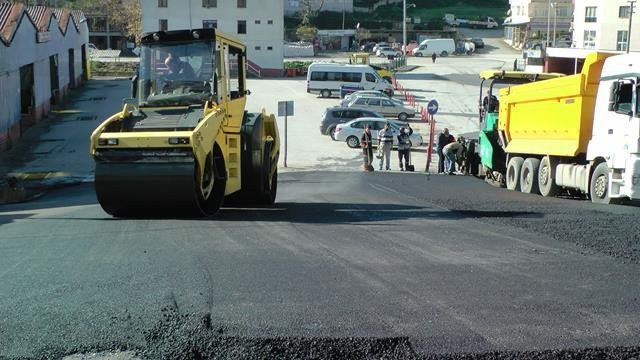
xmin=479 ymin=52 xmax=640 ymax=204
xmin=90 ymin=29 xmax=279 ymax=216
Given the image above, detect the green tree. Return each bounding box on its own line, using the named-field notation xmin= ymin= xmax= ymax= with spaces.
xmin=295 ymin=0 xmax=325 ymax=42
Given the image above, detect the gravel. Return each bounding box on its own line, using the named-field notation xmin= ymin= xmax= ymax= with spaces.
xmin=383 ymin=173 xmax=640 ymax=264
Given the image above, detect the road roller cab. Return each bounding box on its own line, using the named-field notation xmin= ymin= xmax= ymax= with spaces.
xmin=90 ymin=29 xmax=279 ymax=217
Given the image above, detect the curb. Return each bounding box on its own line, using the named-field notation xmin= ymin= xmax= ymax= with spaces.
xmin=1 ymin=172 xmax=93 ymax=204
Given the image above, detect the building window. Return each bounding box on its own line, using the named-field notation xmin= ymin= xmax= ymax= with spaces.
xmin=255 ymin=46 xmax=261 ymax=50
xmin=619 ymin=6 xmax=631 ymax=18
xmin=237 ymin=0 xmax=246 ymax=8
xmin=202 ymin=0 xmax=217 ymax=7
xmin=158 ymin=0 xmax=167 ymax=7
xmin=267 ymin=20 xmax=273 ymax=24
xmin=159 ymin=19 xmax=168 ymax=31
xmin=583 ymin=30 xmax=596 ymax=48
xmin=203 ymin=20 xmax=217 ymax=29
xmin=585 ymin=7 xmax=597 ymax=22
xmin=617 ymin=30 xmax=629 ymax=51
xmin=255 ymin=20 xmax=261 ymax=24
xmin=237 ymin=20 xmax=247 ymax=34
xmin=556 ymin=6 xmax=568 ymax=17
xmin=267 ymin=46 xmax=273 ymax=50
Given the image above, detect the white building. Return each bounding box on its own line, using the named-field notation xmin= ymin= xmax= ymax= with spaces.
xmin=0 ymin=3 xmax=88 ymax=151
xmin=573 ymin=0 xmax=640 ymax=52
xmin=284 ymin=0 xmax=353 ymax=16
xmin=141 ymin=0 xmax=284 ymax=76
xmin=504 ymin=0 xmax=573 ymax=49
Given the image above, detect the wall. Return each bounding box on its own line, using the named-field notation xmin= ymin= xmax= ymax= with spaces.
xmin=573 ymin=0 xmax=640 ymax=51
xmin=0 ymin=9 xmax=88 ymax=151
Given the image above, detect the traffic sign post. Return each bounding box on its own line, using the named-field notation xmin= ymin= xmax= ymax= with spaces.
xmin=278 ymin=101 xmax=294 ymax=167
xmin=425 ymin=99 xmax=438 ymax=172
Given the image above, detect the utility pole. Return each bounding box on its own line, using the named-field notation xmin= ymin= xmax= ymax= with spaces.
xmin=628 ymin=0 xmax=635 ymax=53
xmin=403 ymin=0 xmax=406 ymax=55
xmin=552 ymin=2 xmax=557 ymax=47
xmin=546 ymin=0 xmax=551 ymax=47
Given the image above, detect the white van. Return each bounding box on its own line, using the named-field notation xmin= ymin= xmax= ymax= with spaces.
xmin=412 ymin=38 xmax=455 ymax=57
xmin=306 ymin=63 xmax=394 ymax=98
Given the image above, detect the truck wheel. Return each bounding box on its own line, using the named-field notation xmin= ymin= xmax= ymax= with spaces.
xmin=520 ymin=158 xmax=540 ymax=194
xmin=506 ymin=156 xmax=524 ymax=191
xmin=538 ymin=156 xmax=560 ymax=197
xmin=321 ymin=89 xmax=331 ymax=98
xmin=590 ymin=162 xmax=612 ymax=204
xmin=346 ymin=136 xmax=360 ymax=148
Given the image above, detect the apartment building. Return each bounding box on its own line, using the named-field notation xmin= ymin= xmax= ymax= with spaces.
xmin=573 ymin=0 xmax=639 ymax=52
xmin=141 ymin=0 xmax=284 ymax=75
xmin=504 ymin=0 xmax=573 ymax=48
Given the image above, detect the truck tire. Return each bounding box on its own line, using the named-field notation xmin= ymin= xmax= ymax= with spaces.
xmin=520 ymin=158 xmax=540 ymax=194
xmin=506 ymin=156 xmax=524 ymax=191
xmin=590 ymin=162 xmax=612 ymax=204
xmin=538 ymin=156 xmax=560 ymax=197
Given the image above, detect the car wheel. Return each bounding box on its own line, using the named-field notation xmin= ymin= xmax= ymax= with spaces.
xmin=415 ymin=52 xmax=423 ymax=57
xmin=398 ymin=112 xmax=408 ymax=121
xmin=329 ymin=127 xmax=337 ymax=140
xmin=346 ymin=136 xmax=360 ymax=149
xmin=321 ymin=89 xmax=331 ymax=98
xmin=441 ymin=51 xmax=449 ymax=57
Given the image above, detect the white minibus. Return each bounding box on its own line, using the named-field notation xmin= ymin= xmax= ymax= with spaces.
xmin=306 ymin=63 xmax=394 ymax=98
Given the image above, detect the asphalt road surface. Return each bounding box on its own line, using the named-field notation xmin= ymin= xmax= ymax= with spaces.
xmin=1 ymin=171 xmax=639 ymax=359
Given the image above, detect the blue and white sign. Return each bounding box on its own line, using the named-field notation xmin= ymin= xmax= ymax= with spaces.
xmin=427 ymin=99 xmax=439 ymax=115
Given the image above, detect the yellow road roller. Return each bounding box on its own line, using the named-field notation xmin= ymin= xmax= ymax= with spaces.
xmin=90 ymin=29 xmax=279 ymax=217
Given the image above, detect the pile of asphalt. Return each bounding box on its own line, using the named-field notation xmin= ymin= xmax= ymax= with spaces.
xmin=388 ymin=174 xmax=640 ymax=264
xmin=137 ymin=308 xmax=640 ymax=360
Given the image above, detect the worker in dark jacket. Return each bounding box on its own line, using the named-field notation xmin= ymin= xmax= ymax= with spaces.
xmin=361 ymin=125 xmax=374 ymax=171
xmin=437 ymin=128 xmax=454 ymax=173
xmin=396 ymin=125 xmax=413 ymax=171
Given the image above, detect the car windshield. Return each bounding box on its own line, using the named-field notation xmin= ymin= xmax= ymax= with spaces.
xmin=138 ymin=41 xmax=214 ymax=107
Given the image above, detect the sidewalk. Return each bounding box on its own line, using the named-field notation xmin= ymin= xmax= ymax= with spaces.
xmin=0 ymin=78 xmax=130 ymax=204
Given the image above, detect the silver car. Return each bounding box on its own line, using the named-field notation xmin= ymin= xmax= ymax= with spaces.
xmin=347 ymin=95 xmax=416 ymax=121
xmin=334 ymin=117 xmax=423 ymax=149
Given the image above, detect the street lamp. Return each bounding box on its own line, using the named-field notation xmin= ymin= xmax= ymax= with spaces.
xmin=402 ymin=1 xmax=416 ymax=55
xmin=627 ymin=0 xmax=636 ymax=53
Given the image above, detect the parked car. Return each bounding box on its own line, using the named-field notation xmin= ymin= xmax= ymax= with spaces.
xmin=334 ymin=118 xmax=423 ymax=148
xmin=320 ymin=107 xmax=385 ymax=140
xmin=339 ymin=90 xmax=396 ymax=107
xmin=467 ymin=38 xmax=484 ymax=48
xmin=347 ymin=95 xmax=416 ymax=120
xmin=372 ymin=42 xmax=389 ymax=54
xmin=376 ymin=47 xmax=402 ymax=58
xmin=88 ymin=43 xmax=98 ymax=51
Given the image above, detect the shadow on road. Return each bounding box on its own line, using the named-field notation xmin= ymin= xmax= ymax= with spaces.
xmin=216 ymin=202 xmax=542 ymax=224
